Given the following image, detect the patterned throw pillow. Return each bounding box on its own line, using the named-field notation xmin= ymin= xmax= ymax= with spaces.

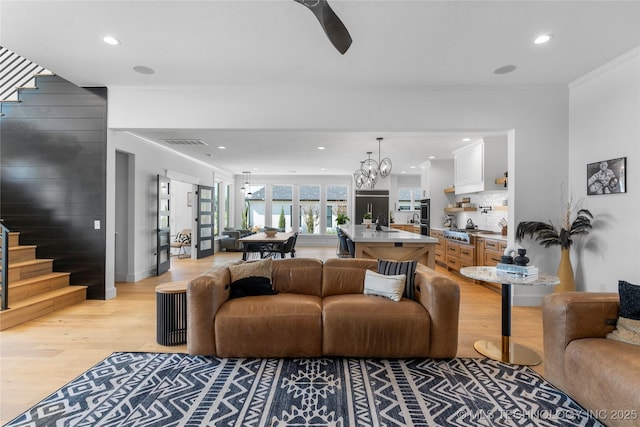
xmin=176 ymin=232 xmax=191 ymax=244
xmin=228 ymin=258 xmax=273 ymax=283
xmin=606 ymin=280 xmax=640 ymax=346
xmin=377 ymin=259 xmax=418 ymax=300
xmin=364 ymin=270 xmax=406 ymax=302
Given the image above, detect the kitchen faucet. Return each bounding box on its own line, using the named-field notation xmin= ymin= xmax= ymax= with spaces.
xmin=376 ymin=214 xmax=387 ymax=231
xmin=412 ymin=213 xmax=420 ymax=224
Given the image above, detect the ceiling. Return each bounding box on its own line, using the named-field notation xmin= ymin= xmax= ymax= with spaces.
xmin=1 ymin=0 xmax=639 ymax=176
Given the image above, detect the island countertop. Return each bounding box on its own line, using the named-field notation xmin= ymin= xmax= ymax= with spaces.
xmin=341 ymin=225 xmax=438 ymax=243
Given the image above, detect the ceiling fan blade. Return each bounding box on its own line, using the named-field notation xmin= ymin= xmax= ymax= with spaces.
xmin=295 ymin=0 xmax=352 ymax=54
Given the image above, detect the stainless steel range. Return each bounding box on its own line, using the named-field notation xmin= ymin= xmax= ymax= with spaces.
xmin=442 ymin=229 xmax=473 ymax=244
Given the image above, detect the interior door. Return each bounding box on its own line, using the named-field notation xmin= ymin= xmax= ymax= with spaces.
xmin=157 ymin=175 xmax=171 ymax=275
xmin=196 ymin=185 xmax=214 ymax=259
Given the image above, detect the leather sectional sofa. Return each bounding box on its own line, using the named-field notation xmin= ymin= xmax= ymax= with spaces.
xmin=543 ymin=292 xmax=640 ymax=427
xmin=187 ymin=258 xmax=460 ymax=358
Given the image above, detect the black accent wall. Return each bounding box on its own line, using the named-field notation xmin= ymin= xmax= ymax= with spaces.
xmin=0 ymin=75 xmax=108 ymax=299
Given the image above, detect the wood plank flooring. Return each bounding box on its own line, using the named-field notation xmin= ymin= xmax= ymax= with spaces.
xmin=0 ymin=247 xmax=544 ymax=424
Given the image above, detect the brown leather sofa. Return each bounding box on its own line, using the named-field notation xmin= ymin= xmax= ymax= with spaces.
xmin=187 ymin=258 xmax=460 ymax=358
xmin=543 ymin=292 xmax=640 ymax=427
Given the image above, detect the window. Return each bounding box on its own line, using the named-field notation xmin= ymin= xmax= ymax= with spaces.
xmin=224 ymin=184 xmax=230 ymax=230
xmin=299 ymin=185 xmax=320 ymax=234
xmin=245 ymin=184 xmax=265 ymax=229
xmin=326 ymin=184 xmax=348 ymax=233
xmin=398 ymin=187 xmax=422 ymax=210
xmin=272 ymin=185 xmax=293 ymax=231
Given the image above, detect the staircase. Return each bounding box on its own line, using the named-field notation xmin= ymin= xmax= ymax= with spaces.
xmin=0 ymin=231 xmax=87 ymax=330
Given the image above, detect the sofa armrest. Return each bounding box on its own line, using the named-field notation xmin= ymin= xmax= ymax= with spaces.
xmin=186 ymin=266 xmax=232 ymax=355
xmin=414 ymin=265 xmax=460 ymax=358
xmin=542 ymin=291 xmax=619 ymax=389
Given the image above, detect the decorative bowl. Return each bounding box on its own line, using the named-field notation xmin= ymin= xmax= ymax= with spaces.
xmin=264 ymin=229 xmax=277 ymax=237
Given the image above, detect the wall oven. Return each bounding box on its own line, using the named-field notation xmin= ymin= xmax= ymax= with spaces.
xmin=420 ymin=199 xmax=430 ymax=236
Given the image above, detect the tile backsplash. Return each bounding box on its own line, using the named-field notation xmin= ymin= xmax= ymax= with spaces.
xmin=450 ymin=191 xmax=508 ymax=232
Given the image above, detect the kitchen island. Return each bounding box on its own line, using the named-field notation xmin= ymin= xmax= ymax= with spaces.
xmin=341 ymin=225 xmax=438 ymax=268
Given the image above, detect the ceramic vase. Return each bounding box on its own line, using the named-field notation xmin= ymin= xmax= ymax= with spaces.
xmin=555 ymin=248 xmax=576 ymax=292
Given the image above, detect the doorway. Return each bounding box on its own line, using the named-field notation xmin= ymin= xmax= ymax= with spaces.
xmin=115 ymin=151 xmax=135 ymax=282
xmin=170 ymin=180 xmax=196 ymax=260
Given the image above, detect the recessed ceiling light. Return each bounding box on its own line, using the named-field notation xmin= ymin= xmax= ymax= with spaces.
xmin=401 ymin=171 xmax=406 ymax=174
xmin=494 ymin=65 xmax=517 ymax=75
xmin=102 ymin=36 xmax=120 ymax=45
xmin=317 ymin=146 xmax=326 ymax=150
xmin=133 ymin=65 xmax=155 ymax=75
xmin=409 ymin=166 xmax=416 ymax=169
xmin=462 ymin=138 xmax=472 ymax=142
xmin=428 ymin=156 xmax=436 ymax=159
xmin=534 ymin=34 xmax=553 ymax=44
xmin=218 ymin=146 xmax=227 ymax=149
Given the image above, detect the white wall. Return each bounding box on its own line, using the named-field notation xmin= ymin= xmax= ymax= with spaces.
xmin=568 ymin=47 xmax=640 ymax=291
xmin=108 ymin=84 xmax=570 ymax=304
xmin=106 ymin=130 xmax=226 ymax=288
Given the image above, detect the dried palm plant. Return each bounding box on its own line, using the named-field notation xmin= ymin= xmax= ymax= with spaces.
xmin=516 ymin=205 xmax=593 ymax=250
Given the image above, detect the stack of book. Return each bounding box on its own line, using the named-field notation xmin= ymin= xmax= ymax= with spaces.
xmin=496 ymin=263 xmax=539 ymax=276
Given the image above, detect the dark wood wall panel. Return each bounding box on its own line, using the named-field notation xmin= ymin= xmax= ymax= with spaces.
xmin=0 ymin=75 xmax=108 ymax=299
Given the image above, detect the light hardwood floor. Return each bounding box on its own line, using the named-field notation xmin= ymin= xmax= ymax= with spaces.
xmin=0 ymin=246 xmax=545 ymax=424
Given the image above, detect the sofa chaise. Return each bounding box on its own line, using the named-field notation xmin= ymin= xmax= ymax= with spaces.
xmin=543 ymin=291 xmax=640 ymax=427
xmin=187 ymin=257 xmax=461 ymax=358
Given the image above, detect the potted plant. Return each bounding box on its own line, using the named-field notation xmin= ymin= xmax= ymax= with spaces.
xmin=336 ymin=211 xmax=350 ymax=226
xmin=363 ymin=212 xmax=373 ymax=227
xmin=515 ymin=200 xmax=593 ymax=292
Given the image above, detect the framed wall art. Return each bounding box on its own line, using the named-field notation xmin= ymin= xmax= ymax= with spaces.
xmin=587 ymin=157 xmax=626 ymax=195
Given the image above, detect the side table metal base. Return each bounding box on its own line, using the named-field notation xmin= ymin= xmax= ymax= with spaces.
xmin=474 ymin=338 xmax=542 ymax=366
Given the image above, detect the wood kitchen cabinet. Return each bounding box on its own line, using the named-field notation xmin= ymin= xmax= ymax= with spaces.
xmin=431 ymin=229 xmax=446 ymax=265
xmin=390 ymin=224 xmax=421 ymax=234
xmin=476 ymin=237 xmax=508 ymax=266
xmin=445 ymin=240 xmax=475 ymax=272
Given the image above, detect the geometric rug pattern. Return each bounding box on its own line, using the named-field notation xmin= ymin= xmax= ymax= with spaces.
xmin=6 ymin=352 xmax=604 ymax=426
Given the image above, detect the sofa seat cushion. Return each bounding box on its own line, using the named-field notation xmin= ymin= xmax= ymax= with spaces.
xmin=564 ymin=338 xmax=640 ymax=423
xmin=322 ymin=294 xmax=430 ymax=357
xmin=215 ymin=293 xmax=322 ymax=358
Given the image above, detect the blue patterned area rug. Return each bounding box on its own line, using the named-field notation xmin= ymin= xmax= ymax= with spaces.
xmin=6 ymin=352 xmax=603 ymax=427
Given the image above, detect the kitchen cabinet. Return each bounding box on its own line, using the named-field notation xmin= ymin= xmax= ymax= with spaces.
xmin=476 ymin=237 xmax=508 ymax=267
xmin=431 ymin=229 xmax=446 ymax=265
xmin=445 ymin=240 xmax=475 ymax=272
xmin=452 ymin=138 xmax=507 ymax=194
xmin=391 ymin=224 xmax=421 ymax=234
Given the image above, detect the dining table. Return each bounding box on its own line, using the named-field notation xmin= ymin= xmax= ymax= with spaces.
xmin=238 ymin=231 xmax=294 ymax=260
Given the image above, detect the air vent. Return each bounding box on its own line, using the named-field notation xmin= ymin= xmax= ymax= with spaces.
xmin=161 ymin=139 xmax=208 ymax=146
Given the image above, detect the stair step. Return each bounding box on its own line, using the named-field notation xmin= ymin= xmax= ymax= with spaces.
xmin=6 ymin=245 xmax=37 ymax=264
xmin=0 ymin=232 xmax=21 ymax=248
xmin=5 ymin=259 xmax=53 ymax=282
xmin=7 ymin=272 xmax=71 ymax=303
xmin=0 ymin=286 xmax=87 ymax=330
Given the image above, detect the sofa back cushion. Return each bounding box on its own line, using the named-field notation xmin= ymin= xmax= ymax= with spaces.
xmin=322 ymin=258 xmax=378 ymax=297
xmin=271 ymin=258 xmax=323 ymax=297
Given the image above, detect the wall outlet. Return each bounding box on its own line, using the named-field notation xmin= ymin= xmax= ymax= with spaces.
xmin=94 ymin=220 xmax=101 ymax=230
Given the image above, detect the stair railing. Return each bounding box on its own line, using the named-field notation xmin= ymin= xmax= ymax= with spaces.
xmin=1 ymin=220 xmax=9 ymax=310
xmin=1 ymin=46 xmax=47 ymax=101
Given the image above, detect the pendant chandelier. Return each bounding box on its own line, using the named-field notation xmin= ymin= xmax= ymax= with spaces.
xmin=353 ymin=137 xmax=392 ymax=189
xmin=241 ymin=171 xmax=252 ymax=196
